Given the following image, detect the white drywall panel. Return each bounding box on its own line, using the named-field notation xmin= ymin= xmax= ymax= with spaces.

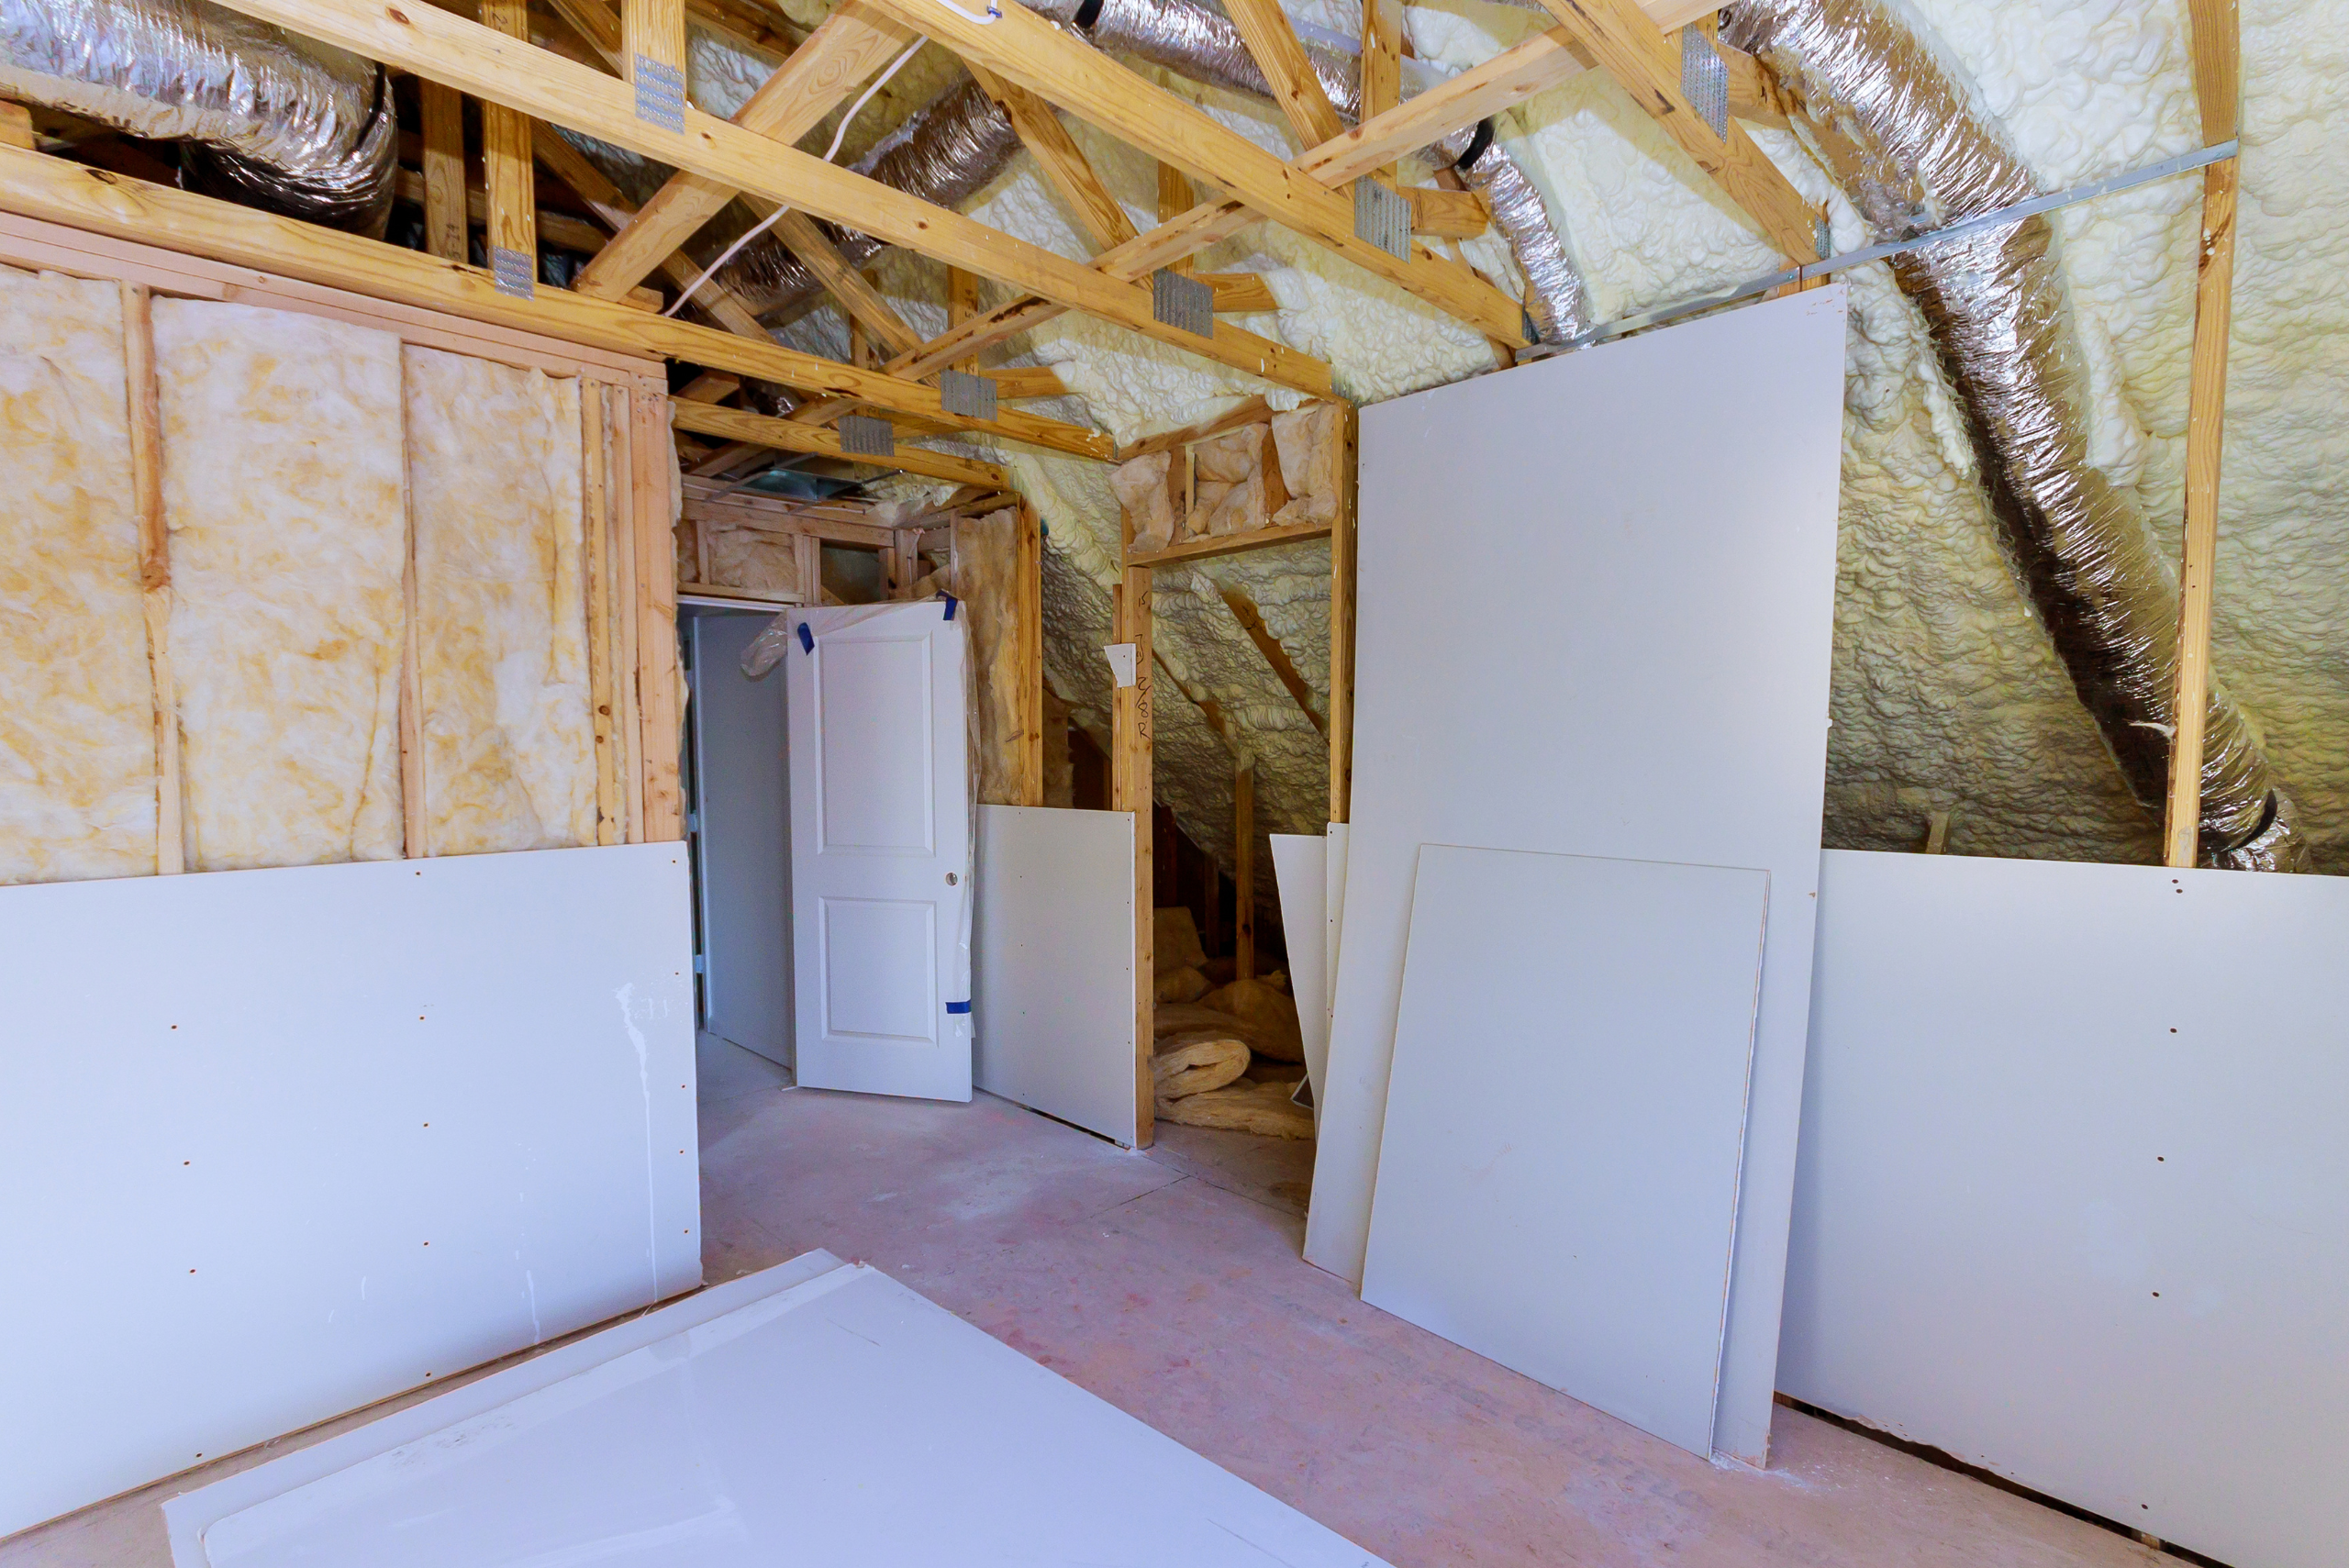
xmin=1269 ymin=831 xmax=1330 ymax=1106
xmin=1363 ymin=846 xmax=1768 ymax=1458
xmin=0 ymin=844 xmax=701 ymax=1537
xmin=1782 ymin=850 xmax=2349 ymax=1568
xmin=1308 ymin=287 xmax=1847 ymax=1464
xmin=974 ymin=806 xmax=1137 ymax=1145
xmin=166 ymin=1252 xmax=1392 ymax=1568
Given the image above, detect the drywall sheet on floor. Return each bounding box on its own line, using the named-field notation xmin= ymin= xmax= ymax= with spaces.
xmin=0 ymin=844 xmax=700 ymax=1538
xmin=1308 ymin=287 xmax=1846 ymax=1464
xmin=405 ymin=346 xmax=594 ymax=855
xmin=1270 ymin=831 xmax=1330 ymax=1106
xmin=0 ymin=265 xmax=153 ymax=884
xmin=165 ymin=1252 xmax=1389 ymax=1568
xmin=974 ymin=805 xmax=1136 ymax=1145
xmin=156 ymin=300 xmax=407 ymax=872
xmin=1362 ymin=846 xmax=1767 ymax=1457
xmin=1781 ymin=851 xmax=2349 ymax=1568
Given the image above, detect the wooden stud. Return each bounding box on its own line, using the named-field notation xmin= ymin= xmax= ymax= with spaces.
xmin=480 ymin=0 xmax=539 ymax=288
xmin=394 ymin=350 xmax=429 ymax=860
xmin=119 ymin=283 xmax=183 ymax=874
xmin=1156 ymin=164 xmax=1193 ymax=276
xmin=892 ymin=528 xmax=920 ymax=599
xmin=608 ymin=384 xmax=644 ymax=842
xmin=1112 ymin=520 xmax=1155 ymax=1147
xmin=2164 ymin=0 xmax=2240 ymax=869
xmin=630 ymin=384 xmax=684 ymax=840
xmin=419 ymin=80 xmax=469 ymax=263
xmin=947 ymin=266 xmax=980 ymax=371
xmin=795 ymin=532 xmax=822 ymax=605
xmin=673 ymin=397 xmax=1014 ymax=488
xmin=848 ymin=313 xmax=869 ymax=370
xmin=1329 ymin=402 xmax=1357 ymax=823
xmin=581 ymin=383 xmax=622 ymax=844
xmin=1218 ymin=586 xmax=1325 ymax=734
xmin=1016 ymin=499 xmax=1045 ymax=806
xmin=1223 ymin=0 xmax=1346 ymax=148
xmin=1406 ymin=186 xmax=1490 ymax=239
xmin=1233 ymin=760 xmax=1255 ymax=982
xmin=623 ymin=0 xmax=687 ymax=99
xmin=1361 ymin=0 xmax=1404 ymax=183
xmin=1125 ymin=516 xmax=1332 ymax=568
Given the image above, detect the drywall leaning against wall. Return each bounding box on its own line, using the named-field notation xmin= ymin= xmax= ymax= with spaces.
xmin=0 ymin=264 xmax=631 ymax=885
xmin=1781 ymin=850 xmax=2349 ymax=1568
xmin=0 ymin=843 xmax=700 ymax=1538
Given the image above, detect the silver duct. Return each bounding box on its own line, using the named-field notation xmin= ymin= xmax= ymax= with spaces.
xmin=0 ymin=0 xmax=395 ymax=234
xmin=1721 ymin=0 xmax=2303 ymax=870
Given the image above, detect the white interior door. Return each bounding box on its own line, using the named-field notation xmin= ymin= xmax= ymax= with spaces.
xmin=785 ymin=604 xmax=971 ymax=1101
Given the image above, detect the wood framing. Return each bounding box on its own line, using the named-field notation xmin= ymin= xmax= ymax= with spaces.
xmin=1362 ymin=0 xmax=1405 ymax=183
xmin=1219 ymin=586 xmax=1326 ymax=735
xmin=1112 ymin=558 xmax=1155 ymax=1148
xmin=0 ymin=148 xmax=1110 ymax=458
xmin=581 ymin=385 xmax=623 ymax=845
xmin=969 ymin=62 xmax=1138 ymax=253
xmin=1527 ymin=0 xmax=1819 ymax=262
xmin=418 ymin=79 xmax=467 ymax=263
xmin=672 ymin=397 xmax=1013 ymax=488
xmin=631 ymin=385 xmax=685 ymax=842
xmin=1126 ymin=517 xmax=1333 ymax=568
xmin=119 ymin=282 xmax=183 ymax=875
xmin=623 ymin=0 xmax=687 ymax=100
xmin=1223 ymin=0 xmax=1345 ymax=148
xmin=480 ymin=0 xmax=538 ymax=287
xmin=1233 ymin=761 xmax=1255 ymax=982
xmin=866 ymin=0 xmax=1527 ymax=346
xmin=2164 ymin=0 xmax=2241 ymax=869
xmin=1330 ymin=403 xmax=1357 ymax=823
xmin=1017 ymin=500 xmax=1046 ymax=807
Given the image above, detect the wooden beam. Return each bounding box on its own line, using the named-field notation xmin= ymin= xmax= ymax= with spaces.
xmin=623 ymin=0 xmax=687 ymax=100
xmin=763 ymin=203 xmax=925 ymax=357
xmin=1527 ymin=0 xmax=1818 ymax=261
xmin=581 ymin=384 xmax=623 ymax=845
xmin=1361 ymin=0 xmax=1403 ymax=183
xmin=120 ymin=282 xmax=183 ymax=875
xmin=677 ymin=369 xmax=741 ymax=402
xmin=480 ymin=0 xmax=538 ymax=289
xmin=1218 ymin=586 xmax=1325 ymax=735
xmin=214 ymin=0 xmax=1330 ymax=393
xmin=968 ymin=63 xmax=1138 ymax=253
xmin=2164 ymin=0 xmax=2240 ymax=869
xmin=1718 ymin=39 xmax=1792 ymax=131
xmin=0 ymin=100 xmax=35 ymax=152
xmin=1126 ymin=516 xmax=1331 ymax=568
xmin=630 ymin=385 xmax=684 ymax=841
xmin=1199 ymin=272 xmax=1277 ymax=314
xmin=1112 ymin=568 xmax=1154 ymax=1148
xmin=1222 ymin=0 xmax=1345 ymax=148
xmin=948 ymin=265 xmax=979 ymax=371
xmin=544 ymin=0 xmax=624 ymax=69
xmin=673 ymin=396 xmax=1014 ymax=488
xmin=869 ymin=0 xmax=1526 ymax=345
xmin=1407 ymin=186 xmax=1489 ymax=239
xmin=986 ymin=365 xmax=1064 ymax=400
xmin=393 ymin=167 xmax=612 ymax=258
xmin=418 ymin=80 xmax=468 ymax=262
xmin=1017 ymin=499 xmax=1044 ymax=806
xmin=839 ymin=24 xmax=1592 ymax=383
xmin=1119 ymin=395 xmax=1272 ymax=462
xmin=1330 ymin=403 xmax=1356 ymax=823
xmin=1233 ymin=760 xmax=1255 ymax=981
xmin=0 ymin=146 xmax=1120 ymax=461
xmin=576 ymin=0 xmax=916 ymax=300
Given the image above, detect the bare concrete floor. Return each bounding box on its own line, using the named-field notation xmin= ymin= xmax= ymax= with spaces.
xmin=7 ymin=1040 xmax=2165 ymax=1567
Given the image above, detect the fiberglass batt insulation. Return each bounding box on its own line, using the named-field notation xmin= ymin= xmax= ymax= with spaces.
xmin=0 ymin=267 xmax=154 ymax=884
xmin=157 ymin=299 xmax=406 ymax=871
xmin=405 ymin=347 xmax=596 ymax=855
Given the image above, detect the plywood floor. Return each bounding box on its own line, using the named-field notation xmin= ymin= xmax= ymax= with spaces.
xmin=7 ymin=1036 xmax=2169 ymax=1567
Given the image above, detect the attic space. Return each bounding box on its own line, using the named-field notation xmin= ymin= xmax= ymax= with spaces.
xmin=1 ymin=0 xmax=2343 ymax=1565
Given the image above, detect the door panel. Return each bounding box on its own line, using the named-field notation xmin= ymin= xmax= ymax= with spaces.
xmin=787 ymin=605 xmax=971 ymax=1102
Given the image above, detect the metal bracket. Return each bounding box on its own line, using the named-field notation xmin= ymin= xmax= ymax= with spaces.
xmin=491 ymin=246 xmax=535 ymax=300
xmin=1151 ymin=269 xmax=1213 ymax=339
xmin=938 ymin=368 xmax=997 ymax=422
xmin=633 ymin=56 xmax=686 ymax=134
xmin=840 ymin=415 xmax=896 ymax=458
xmin=1680 ymin=28 xmax=1730 ymax=140
xmin=1353 ymin=178 xmax=1410 ymax=260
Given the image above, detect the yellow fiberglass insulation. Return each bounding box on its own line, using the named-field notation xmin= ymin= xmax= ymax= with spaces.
xmin=157 ymin=299 xmax=408 ymax=872
xmin=404 ymin=346 xmax=596 ymax=855
xmin=0 ymin=268 xmax=155 ymax=884
xmin=947 ymin=508 xmax=1027 ymax=806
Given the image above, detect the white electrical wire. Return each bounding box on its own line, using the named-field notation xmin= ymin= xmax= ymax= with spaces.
xmin=660 ymin=38 xmax=928 ymax=318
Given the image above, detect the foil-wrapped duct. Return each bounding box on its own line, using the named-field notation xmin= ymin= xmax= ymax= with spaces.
xmin=0 ymin=0 xmax=395 ymax=234
xmin=1438 ymin=123 xmax=1592 ymax=341
xmin=1722 ymin=0 xmax=2303 ymax=870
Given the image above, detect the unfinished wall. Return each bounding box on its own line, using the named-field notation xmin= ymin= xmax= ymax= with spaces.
xmin=0 ymin=267 xmax=153 ymax=884
xmin=405 ymin=348 xmax=596 ymax=855
xmin=157 ymin=300 xmax=407 ymax=873
xmin=949 ymin=507 xmax=1025 ymax=806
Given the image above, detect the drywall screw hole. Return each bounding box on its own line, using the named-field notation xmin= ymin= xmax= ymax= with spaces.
xmin=2169 ymin=1028 xmax=2177 ymax=1033
xmin=2151 ymin=1291 xmax=2160 ymax=1297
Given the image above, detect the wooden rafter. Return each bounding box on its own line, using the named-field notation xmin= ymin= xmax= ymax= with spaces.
xmin=1221 ymin=0 xmax=1345 ymax=149
xmin=674 ymin=397 xmax=1013 ymax=488
xmin=0 ymin=146 xmax=1112 ymax=460
xmin=759 ymin=201 xmax=926 ymax=357
xmin=868 ymin=0 xmax=1526 ymax=345
xmin=1219 ymin=585 xmax=1326 ymax=736
xmin=1529 ymin=0 xmax=1818 ymax=261
xmin=1361 ymin=0 xmax=1404 ymax=183
xmin=967 ymin=63 xmax=1137 ymax=253
xmin=2163 ymin=0 xmax=2241 ymax=868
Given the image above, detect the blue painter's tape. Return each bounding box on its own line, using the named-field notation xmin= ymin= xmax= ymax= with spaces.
xmin=945 ymin=999 xmax=972 ymax=1015
xmin=941 ymin=594 xmax=959 ymax=621
xmin=796 ymin=622 xmax=813 ymax=654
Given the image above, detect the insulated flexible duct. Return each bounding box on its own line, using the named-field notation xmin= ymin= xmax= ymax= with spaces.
xmin=1722 ymin=0 xmax=2304 ymax=870
xmin=0 ymin=0 xmax=395 ymax=234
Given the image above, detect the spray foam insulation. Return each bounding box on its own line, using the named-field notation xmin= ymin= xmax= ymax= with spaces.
xmin=0 ymin=267 xmax=155 ymax=884
xmin=156 ymin=299 xmax=407 ymax=873
xmin=405 ymin=347 xmax=596 ymax=855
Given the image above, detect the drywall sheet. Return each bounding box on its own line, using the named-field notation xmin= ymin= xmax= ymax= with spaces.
xmin=1270 ymin=830 xmax=1330 ymax=1105
xmin=405 ymin=346 xmax=595 ymax=855
xmin=1362 ymin=846 xmax=1767 ymax=1457
xmin=974 ymin=805 xmax=1137 ymax=1145
xmin=157 ymin=299 xmax=406 ymax=871
xmin=164 ymin=1252 xmax=1389 ymax=1568
xmin=0 ymin=265 xmax=153 ymax=885
xmin=1782 ymin=851 xmax=2349 ymax=1568
xmin=0 ymin=843 xmax=701 ymax=1537
xmin=1308 ymin=287 xmax=1846 ymax=1464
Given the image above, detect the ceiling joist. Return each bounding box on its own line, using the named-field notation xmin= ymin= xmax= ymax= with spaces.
xmin=674 ymin=396 xmax=1012 ymax=488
